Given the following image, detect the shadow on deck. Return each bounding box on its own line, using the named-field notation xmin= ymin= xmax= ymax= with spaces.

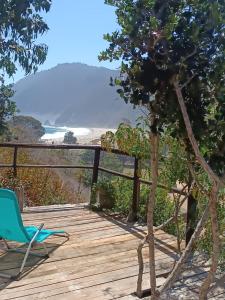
xmin=0 ymin=204 xmax=224 ymax=300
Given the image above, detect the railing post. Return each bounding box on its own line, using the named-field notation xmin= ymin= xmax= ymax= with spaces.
xmin=185 ymin=193 xmax=197 ymax=246
xmin=127 ymin=157 xmax=140 ymax=222
xmin=90 ymin=148 xmax=101 ymax=206
xmin=13 ymin=146 xmax=18 ymax=178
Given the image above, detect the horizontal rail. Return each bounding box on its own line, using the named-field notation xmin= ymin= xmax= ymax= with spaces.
xmin=0 ymin=141 xmax=193 ymax=241
xmin=98 ymin=167 xmax=134 ymax=180
xmin=0 ymin=164 xmax=13 ymax=168
xmin=0 ymin=143 xmax=134 ymax=157
xmin=17 ymin=164 xmax=93 ymax=169
xmin=0 ymin=164 xmax=93 ymax=169
xmin=0 ymin=143 xmax=99 ymax=150
xmin=0 ymin=142 xmax=186 ymax=196
xmin=0 ymin=162 xmax=186 ymax=196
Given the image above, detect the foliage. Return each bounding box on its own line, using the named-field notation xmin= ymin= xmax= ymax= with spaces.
xmin=9 ymin=115 xmax=45 ymax=141
xmin=158 ymin=133 xmax=189 ymax=188
xmin=63 ymin=131 xmax=77 ymax=144
xmin=191 ymin=173 xmax=225 ymax=265
xmin=0 ymin=148 xmax=75 ymax=206
xmin=0 ymin=0 xmax=51 ymax=77
xmin=100 ymin=0 xmax=225 ymax=177
xmin=0 ymin=79 xmax=16 ymax=135
xmin=101 ymin=122 xmax=190 ymax=186
xmin=91 ymin=178 xmax=116 ymax=209
xmin=0 ymin=171 xmax=23 ymax=189
xmin=80 ymin=148 xmax=124 ymax=187
xmin=101 ymin=122 xmax=150 ymax=159
xmin=0 ymin=0 xmax=51 ymax=135
xmin=95 ymin=176 xmax=177 ymax=234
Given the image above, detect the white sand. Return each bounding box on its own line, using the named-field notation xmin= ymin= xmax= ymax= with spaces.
xmin=43 ymin=128 xmax=116 ymax=145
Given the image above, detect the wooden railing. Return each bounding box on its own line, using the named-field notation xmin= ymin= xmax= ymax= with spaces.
xmin=0 ymin=142 xmax=194 ymax=243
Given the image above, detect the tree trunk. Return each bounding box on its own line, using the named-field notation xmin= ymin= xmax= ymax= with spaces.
xmin=158 ymin=205 xmax=209 ymax=294
xmin=148 ymin=131 xmax=159 ymax=300
xmin=172 ymin=80 xmax=222 ymax=299
xmin=137 ymin=234 xmax=149 ymax=297
xmin=199 ymin=183 xmax=221 ymax=300
xmin=173 ymin=80 xmax=221 ymax=186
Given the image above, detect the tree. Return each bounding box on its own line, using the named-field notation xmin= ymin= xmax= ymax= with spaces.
xmin=100 ymin=0 xmax=225 ymax=299
xmin=0 ymin=79 xmax=16 ymax=136
xmin=0 ymin=0 xmax=52 ymax=135
xmin=63 ymin=131 xmax=77 ymax=144
xmin=9 ymin=115 xmax=45 ymax=142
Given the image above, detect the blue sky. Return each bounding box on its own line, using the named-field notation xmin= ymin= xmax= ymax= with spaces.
xmin=10 ymin=0 xmax=120 ymax=83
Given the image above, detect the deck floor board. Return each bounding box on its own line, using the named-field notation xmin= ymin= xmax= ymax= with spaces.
xmin=0 ymin=204 xmax=224 ymax=299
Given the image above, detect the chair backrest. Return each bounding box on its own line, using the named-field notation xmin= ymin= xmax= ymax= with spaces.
xmin=0 ymin=189 xmax=30 ymax=243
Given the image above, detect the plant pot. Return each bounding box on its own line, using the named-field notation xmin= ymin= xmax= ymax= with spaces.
xmin=97 ymin=188 xmax=114 ymax=209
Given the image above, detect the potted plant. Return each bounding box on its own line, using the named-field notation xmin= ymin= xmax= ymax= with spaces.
xmin=94 ymin=178 xmax=115 ymax=210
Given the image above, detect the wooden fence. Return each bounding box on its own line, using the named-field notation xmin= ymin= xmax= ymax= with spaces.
xmin=0 ymin=142 xmax=195 ymax=244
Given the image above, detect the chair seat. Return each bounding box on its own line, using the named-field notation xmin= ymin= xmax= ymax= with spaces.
xmin=25 ymin=226 xmax=65 ymax=243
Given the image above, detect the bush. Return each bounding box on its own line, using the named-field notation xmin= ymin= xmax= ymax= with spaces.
xmin=63 ymin=131 xmax=77 ymax=144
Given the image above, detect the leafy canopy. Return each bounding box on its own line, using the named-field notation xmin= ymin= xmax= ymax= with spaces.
xmin=100 ymin=0 xmax=225 ymax=176
xmin=0 ymin=0 xmax=51 ymax=76
xmin=63 ymin=131 xmax=77 ymax=144
xmin=0 ymin=0 xmax=51 ymax=136
xmin=0 ymin=78 xmax=15 ymax=135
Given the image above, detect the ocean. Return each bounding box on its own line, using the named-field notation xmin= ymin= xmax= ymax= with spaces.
xmin=41 ymin=125 xmax=90 ymax=140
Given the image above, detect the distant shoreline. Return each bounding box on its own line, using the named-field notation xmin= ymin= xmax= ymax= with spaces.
xmin=41 ymin=126 xmax=116 ymax=145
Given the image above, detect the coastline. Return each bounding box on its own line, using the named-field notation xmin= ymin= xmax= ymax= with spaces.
xmin=42 ymin=127 xmax=116 ymax=145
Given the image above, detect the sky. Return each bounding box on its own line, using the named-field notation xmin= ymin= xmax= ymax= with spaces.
xmin=10 ymin=0 xmax=120 ymax=83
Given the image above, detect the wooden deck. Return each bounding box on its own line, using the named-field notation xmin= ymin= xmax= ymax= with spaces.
xmin=0 ymin=204 xmax=224 ymax=299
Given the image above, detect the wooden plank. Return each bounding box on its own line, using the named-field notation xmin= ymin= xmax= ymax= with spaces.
xmin=1 ymin=204 xmax=218 ymax=300
xmin=0 ymin=235 xmax=178 ymax=272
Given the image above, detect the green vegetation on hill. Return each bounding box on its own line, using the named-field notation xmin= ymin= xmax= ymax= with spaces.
xmin=63 ymin=131 xmax=77 ymax=144
xmin=9 ymin=116 xmax=45 ymax=142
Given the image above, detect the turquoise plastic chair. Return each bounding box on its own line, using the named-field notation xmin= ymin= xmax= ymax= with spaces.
xmin=0 ymin=188 xmax=69 ymax=280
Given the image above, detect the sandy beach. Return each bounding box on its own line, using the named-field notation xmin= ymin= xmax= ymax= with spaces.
xmin=77 ymin=128 xmax=116 ymax=144
xmin=42 ymin=127 xmax=116 ymax=145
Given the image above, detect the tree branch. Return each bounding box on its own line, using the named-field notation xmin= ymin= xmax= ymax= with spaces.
xmin=173 ymin=80 xmax=223 ymax=187
xmin=155 ymin=184 xmax=189 ymax=232
xmin=182 ymin=47 xmax=197 ymax=62
xmin=147 ymin=131 xmax=159 ymax=300
xmin=180 ymin=73 xmax=197 ymax=90
xmin=199 ymin=182 xmax=221 ymax=299
xmin=158 ymin=205 xmax=209 ymax=294
xmin=188 ymin=161 xmax=210 ymax=196
xmin=136 ymin=234 xmax=149 ymax=297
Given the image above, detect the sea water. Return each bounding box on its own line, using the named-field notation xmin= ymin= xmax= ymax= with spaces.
xmin=41 ymin=125 xmax=90 ymax=140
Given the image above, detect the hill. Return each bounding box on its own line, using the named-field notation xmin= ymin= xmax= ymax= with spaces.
xmin=13 ymin=63 xmax=139 ymax=127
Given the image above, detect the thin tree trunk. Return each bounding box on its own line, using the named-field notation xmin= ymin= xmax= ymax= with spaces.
xmin=148 ymin=131 xmax=159 ymax=300
xmin=173 ymin=80 xmax=221 ymax=186
xmin=174 ymin=197 xmax=182 ymax=254
xmin=199 ymin=183 xmax=221 ymax=300
xmin=157 ymin=79 xmax=220 ymax=297
xmin=158 ymin=205 xmax=209 ymax=293
xmin=172 ymin=80 xmax=222 ymax=299
xmin=137 ymin=234 xmax=149 ymax=297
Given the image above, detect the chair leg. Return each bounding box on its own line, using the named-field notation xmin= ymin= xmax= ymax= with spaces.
xmin=19 ymin=240 xmax=34 ymax=274
xmin=0 ymin=230 xmax=68 ymax=280
xmin=0 ymin=241 xmax=34 ymax=280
